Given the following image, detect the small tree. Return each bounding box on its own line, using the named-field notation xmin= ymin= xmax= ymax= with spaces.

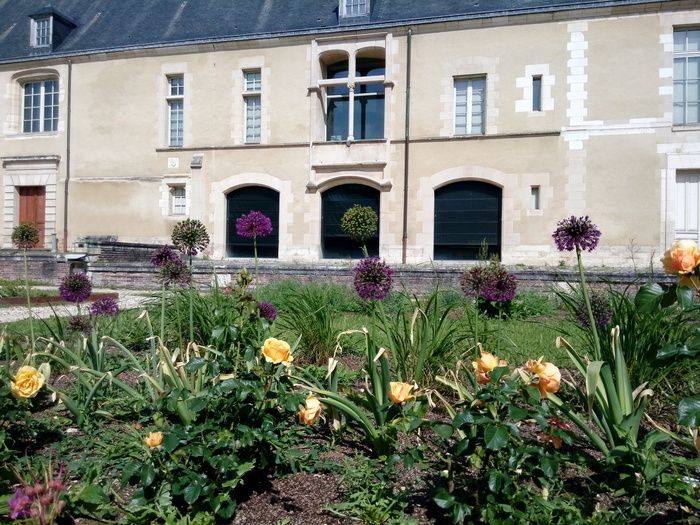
xmin=11 ymin=223 xmax=40 ymax=351
xmin=341 ymin=205 xmax=378 ymax=257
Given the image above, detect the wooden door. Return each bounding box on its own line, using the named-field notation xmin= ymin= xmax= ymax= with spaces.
xmin=18 ymin=186 xmax=46 ymax=248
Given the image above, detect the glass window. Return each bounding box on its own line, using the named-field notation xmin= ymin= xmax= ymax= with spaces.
xmin=32 ymin=17 xmax=52 ymax=47
xmin=244 ymin=70 xmax=261 ymax=92
xmin=22 ymin=79 xmax=58 ymax=133
xmin=343 ymin=0 xmax=369 ymax=17
xmin=245 ymin=96 xmax=261 ymax=143
xmin=674 ymin=29 xmax=700 ymax=125
xmin=170 ymin=186 xmax=186 ymax=215
xmin=532 ymin=76 xmax=542 ymax=112
xmin=530 ymin=186 xmax=540 ymax=210
xmin=455 ymin=77 xmax=486 ymax=135
xmin=167 ymin=75 xmax=184 ymax=147
xmin=325 ymin=57 xmax=385 ymax=141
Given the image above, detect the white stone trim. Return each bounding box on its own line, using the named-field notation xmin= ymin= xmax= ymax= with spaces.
xmin=210 ymin=173 xmax=292 ymax=259
xmin=159 ymin=175 xmax=191 ymax=218
xmin=2 ymin=157 xmax=59 ymax=248
xmin=159 ymin=62 xmax=190 ymax=148
xmin=661 ymin=148 xmax=700 ymax=250
xmin=232 ymin=56 xmax=270 ymax=145
xmin=515 ymin=64 xmax=555 ymax=113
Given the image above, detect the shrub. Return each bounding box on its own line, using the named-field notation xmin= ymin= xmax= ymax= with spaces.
xmin=341 ymin=205 xmax=378 ymax=256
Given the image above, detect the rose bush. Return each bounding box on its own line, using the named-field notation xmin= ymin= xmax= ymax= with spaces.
xmin=10 ymin=366 xmax=45 ymax=399
xmin=261 ymin=337 xmax=293 ymax=365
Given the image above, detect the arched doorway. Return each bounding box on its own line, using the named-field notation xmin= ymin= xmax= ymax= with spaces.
xmin=434 ymin=181 xmax=501 ymax=260
xmin=321 ymin=183 xmax=379 ymax=259
xmin=226 ymin=186 xmax=279 ymax=257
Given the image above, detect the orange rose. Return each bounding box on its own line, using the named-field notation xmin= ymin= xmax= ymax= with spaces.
xmin=388 ymin=382 xmax=415 ymax=404
xmin=261 ymin=338 xmax=293 ymax=365
xmin=662 ymin=240 xmax=700 ymax=276
xmin=298 ymin=396 xmax=322 ymax=425
xmin=144 ymin=431 xmax=164 ymax=448
xmin=525 ymin=358 xmax=561 ymax=397
xmin=472 ymin=351 xmax=507 ymax=385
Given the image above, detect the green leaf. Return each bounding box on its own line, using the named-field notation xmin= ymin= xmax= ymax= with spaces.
xmin=433 ymin=488 xmax=455 ymax=509
xmin=634 ymin=283 xmax=663 ymax=313
xmin=184 ymin=357 xmax=207 ymax=373
xmin=183 ymin=483 xmax=201 ymax=505
xmin=163 ymin=432 xmax=179 ymax=453
xmin=75 ymin=484 xmax=108 ymax=505
xmin=678 ymin=395 xmax=700 ymax=427
xmin=484 ymin=425 xmax=509 ymax=450
xmin=433 ymin=423 xmax=454 ymax=439
xmin=541 ymin=456 xmax=557 ymax=478
xmin=657 ymin=343 xmax=700 ymax=360
xmin=508 ymin=405 xmax=528 ymax=421
xmin=488 ymin=470 xmax=503 ymax=492
xmin=140 ymin=463 xmax=156 ymax=487
xmin=676 ymin=286 xmax=695 ymax=309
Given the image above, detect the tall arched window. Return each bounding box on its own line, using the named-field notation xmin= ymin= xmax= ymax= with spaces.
xmin=321 ymin=183 xmax=379 ymax=259
xmin=434 ymin=181 xmax=501 ymax=260
xmin=226 ymin=186 xmax=279 ymax=258
xmin=323 ymin=52 xmax=385 ymax=141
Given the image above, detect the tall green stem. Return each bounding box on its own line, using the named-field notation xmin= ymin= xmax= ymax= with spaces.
xmin=188 ymin=254 xmax=194 ymax=343
xmin=160 ymin=282 xmax=166 ymax=341
xmin=253 ymin=237 xmax=259 ymax=297
xmin=576 ymin=248 xmax=601 ymax=360
xmin=22 ymin=249 xmax=35 ymax=353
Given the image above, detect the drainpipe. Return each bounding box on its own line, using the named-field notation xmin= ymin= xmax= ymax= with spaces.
xmin=401 ymin=28 xmax=413 ymax=264
xmin=62 ymin=59 xmax=72 ymax=252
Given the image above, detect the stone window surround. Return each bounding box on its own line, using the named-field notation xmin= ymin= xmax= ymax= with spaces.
xmin=515 ymin=64 xmax=555 ymax=114
xmin=159 ymin=63 xmax=190 ymax=148
xmin=159 ymin=175 xmax=190 ymax=218
xmin=4 ymin=68 xmax=63 ymax=137
xmin=231 ymin=57 xmax=270 ymax=146
xmin=1 ymin=155 xmax=60 ymax=249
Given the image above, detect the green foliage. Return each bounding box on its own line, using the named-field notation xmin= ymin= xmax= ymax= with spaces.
xmin=508 ymin=291 xmax=556 ymax=320
xmin=374 ymin=289 xmax=469 ymax=385
xmin=11 ymin=222 xmax=40 ymax=250
xmin=341 ymin=205 xmax=379 ymax=243
xmin=325 ymin=455 xmax=418 ymax=525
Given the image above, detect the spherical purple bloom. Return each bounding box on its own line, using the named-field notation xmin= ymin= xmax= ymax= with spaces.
xmin=257 ymin=302 xmax=278 ymax=321
xmin=90 ymin=297 xmax=120 ymax=317
xmin=236 ymin=211 xmax=273 ymax=239
xmin=150 ymin=245 xmax=180 ymax=268
xmin=159 ymin=258 xmax=192 ymax=287
xmin=481 ymin=267 xmax=517 ymax=303
xmin=9 ymin=488 xmax=31 ymax=519
xmin=576 ymin=291 xmax=612 ymax=328
xmin=354 ymin=257 xmax=393 ymax=301
xmin=460 ymin=266 xmax=489 ymax=299
xmin=552 ymin=216 xmax=601 ymax=252
xmin=68 ymin=315 xmax=92 ymax=336
xmin=59 ymin=272 xmax=93 ymax=304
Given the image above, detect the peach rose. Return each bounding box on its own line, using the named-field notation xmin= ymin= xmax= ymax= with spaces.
xmin=472 ymin=351 xmax=507 ymax=385
xmin=261 ymin=338 xmax=293 ymax=365
xmin=388 ymin=382 xmax=415 ymax=404
xmin=144 ymin=431 xmax=164 ymax=448
xmin=10 ymin=366 xmax=45 ymax=399
xmin=662 ymin=240 xmax=700 ymax=276
xmin=298 ymin=396 xmax=322 ymax=425
xmin=525 ymin=358 xmax=561 ymax=397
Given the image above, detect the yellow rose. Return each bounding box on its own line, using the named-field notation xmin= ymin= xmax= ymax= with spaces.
xmin=261 ymin=338 xmax=293 ymax=365
xmin=298 ymin=396 xmax=322 ymax=425
xmin=472 ymin=351 xmax=507 ymax=385
xmin=525 ymin=358 xmax=561 ymax=397
xmin=144 ymin=431 xmax=164 ymax=448
xmin=10 ymin=366 xmax=45 ymax=399
xmin=388 ymin=381 xmax=415 ymax=404
xmin=662 ymin=240 xmax=700 ymax=276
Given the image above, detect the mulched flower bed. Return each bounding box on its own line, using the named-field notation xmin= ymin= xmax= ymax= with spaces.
xmin=0 ymin=292 xmax=118 ymax=307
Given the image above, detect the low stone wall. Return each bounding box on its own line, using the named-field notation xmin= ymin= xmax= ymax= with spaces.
xmin=1 ymin=248 xmax=674 ymax=293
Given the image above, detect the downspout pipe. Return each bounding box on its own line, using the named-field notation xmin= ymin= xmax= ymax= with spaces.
xmin=401 ymin=28 xmax=412 ymax=264
xmin=63 ymin=59 xmax=72 ymax=252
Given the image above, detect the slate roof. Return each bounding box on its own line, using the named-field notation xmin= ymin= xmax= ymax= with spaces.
xmin=0 ymin=0 xmax=675 ymax=65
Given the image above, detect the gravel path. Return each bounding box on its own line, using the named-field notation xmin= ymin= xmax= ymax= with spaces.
xmin=0 ymin=290 xmax=153 ymax=324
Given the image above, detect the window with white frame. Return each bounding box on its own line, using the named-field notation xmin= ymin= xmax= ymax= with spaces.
xmin=454 ymin=77 xmax=485 ymax=135
xmin=674 ymin=28 xmax=700 ymax=125
xmin=23 ymin=79 xmax=58 ymax=133
xmin=243 ymin=70 xmax=262 ymax=143
xmin=167 ymin=75 xmax=184 ymax=147
xmin=530 ymin=186 xmax=541 ymax=210
xmin=341 ymin=0 xmax=369 ymax=17
xmin=532 ymin=76 xmax=542 ymax=112
xmin=169 ymin=185 xmax=187 ymax=215
xmin=31 ymin=16 xmax=52 ymax=47
xmin=323 ymin=55 xmax=385 ymax=141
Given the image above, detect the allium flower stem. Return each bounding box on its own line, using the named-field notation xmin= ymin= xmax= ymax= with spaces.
xmin=253 ymin=236 xmax=259 ymax=296
xmin=160 ymin=282 xmax=166 ymax=341
xmin=576 ymin=247 xmax=601 ymax=360
xmin=22 ymin=248 xmax=35 ymax=354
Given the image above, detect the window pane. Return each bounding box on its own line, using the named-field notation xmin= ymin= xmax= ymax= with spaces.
xmin=674 ymin=103 xmax=686 ymax=124
xmin=688 ymin=102 xmax=699 ymax=123
xmin=245 ymin=95 xmax=261 ymax=143
xmin=356 ymin=58 xmax=384 ymax=77
xmin=688 ymin=29 xmax=700 ymax=52
xmin=532 ymin=76 xmax=542 ymax=111
xmin=354 ymin=93 xmax=384 ymax=139
xmin=675 ymin=58 xmax=686 ymax=81
xmin=689 ymin=81 xmax=700 ymax=102
xmin=688 ymin=57 xmax=700 ymax=79
xmin=244 ymin=70 xmax=261 ymax=91
xmin=169 ymin=76 xmax=184 ymax=96
xmin=169 ymin=100 xmax=183 ymax=146
xmin=327 ymin=97 xmax=349 ymax=140
xmin=675 ymin=30 xmax=687 ymax=52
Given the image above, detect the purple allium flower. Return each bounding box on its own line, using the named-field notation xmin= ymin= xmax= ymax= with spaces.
xmin=9 ymin=488 xmax=31 ymax=519
xmin=68 ymin=315 xmax=92 ymax=335
xmin=90 ymin=297 xmax=120 ymax=317
xmin=59 ymin=273 xmax=93 ymax=304
xmin=257 ymin=302 xmax=277 ymax=322
xmin=576 ymin=290 xmax=612 ymax=328
xmin=159 ymin=258 xmax=192 ymax=287
xmin=481 ymin=266 xmax=517 ymax=302
xmin=552 ymin=216 xmax=601 ymax=252
xmin=354 ymin=257 xmax=393 ymax=301
xmin=460 ymin=266 xmax=490 ymax=298
xmin=150 ymin=245 xmax=180 ymax=268
xmin=236 ymin=211 xmax=273 ymax=239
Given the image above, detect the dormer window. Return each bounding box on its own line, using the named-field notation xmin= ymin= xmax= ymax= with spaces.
xmin=31 ymin=16 xmax=52 ymax=47
xmin=341 ymin=0 xmax=369 ymax=18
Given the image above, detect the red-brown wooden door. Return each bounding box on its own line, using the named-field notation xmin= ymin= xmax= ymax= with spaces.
xmin=18 ymin=186 xmax=46 ymax=248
